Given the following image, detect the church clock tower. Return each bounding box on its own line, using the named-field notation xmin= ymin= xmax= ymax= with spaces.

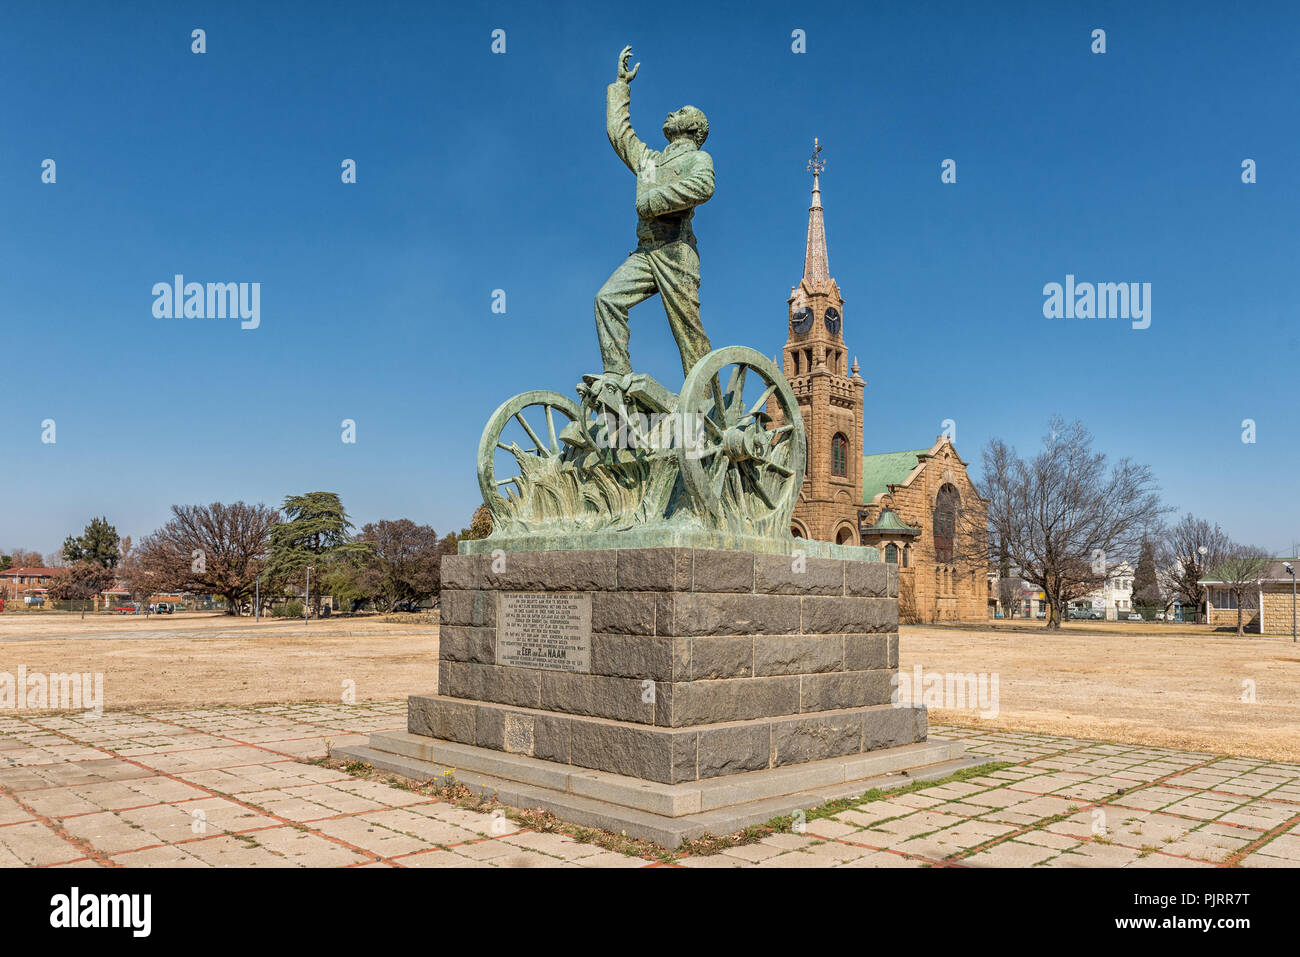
xmin=772 ymin=140 xmax=866 ymax=545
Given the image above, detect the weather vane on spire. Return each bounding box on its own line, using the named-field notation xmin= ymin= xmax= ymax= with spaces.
xmin=807 ymin=137 xmax=825 ymax=176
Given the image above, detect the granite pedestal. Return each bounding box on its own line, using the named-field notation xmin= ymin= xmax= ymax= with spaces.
xmin=338 ymin=546 xmax=973 ymax=845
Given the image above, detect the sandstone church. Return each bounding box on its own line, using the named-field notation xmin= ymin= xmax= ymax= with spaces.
xmin=769 ymin=143 xmax=989 ymax=623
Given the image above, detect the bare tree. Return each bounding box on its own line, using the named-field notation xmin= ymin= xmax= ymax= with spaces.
xmin=982 ymin=416 xmax=1167 ymax=630
xmin=2 ymin=548 xmax=46 ymax=569
xmin=1154 ymin=561 xmax=1181 ymax=618
xmin=46 ymin=562 xmax=116 ymax=602
xmin=132 ymin=502 xmax=279 ymax=614
xmin=1205 ymin=544 xmax=1272 ymax=637
xmin=355 ymin=519 xmax=442 ymax=612
xmin=997 ymin=576 xmax=1022 ymax=618
xmin=1158 ymin=513 xmax=1232 ymax=623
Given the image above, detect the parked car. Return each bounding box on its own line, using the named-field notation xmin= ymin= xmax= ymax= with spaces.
xmin=154 ymin=602 xmax=173 ymax=614
xmin=1126 ymin=613 xmax=1143 ymax=621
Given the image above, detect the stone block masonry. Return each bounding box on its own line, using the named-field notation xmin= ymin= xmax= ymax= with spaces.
xmin=419 ymin=547 xmax=924 ymax=784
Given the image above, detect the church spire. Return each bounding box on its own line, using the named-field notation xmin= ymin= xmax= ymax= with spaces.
xmin=803 ymin=137 xmax=829 ymax=283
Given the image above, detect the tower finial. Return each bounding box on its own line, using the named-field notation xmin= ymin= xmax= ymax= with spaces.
xmin=807 ymin=137 xmax=825 ymax=207
xmin=803 ymin=137 xmax=829 ymax=282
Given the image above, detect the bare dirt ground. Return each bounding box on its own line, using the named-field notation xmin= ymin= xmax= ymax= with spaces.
xmin=0 ymin=613 xmax=438 ymax=710
xmin=3 ymin=613 xmax=1298 ymax=762
xmin=903 ymin=623 xmax=1300 ymax=763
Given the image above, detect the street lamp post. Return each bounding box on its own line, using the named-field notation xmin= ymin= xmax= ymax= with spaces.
xmin=1285 ymin=562 xmax=1296 ymax=643
xmin=1197 ymin=545 xmax=1209 ymax=623
xmin=305 ymin=567 xmax=312 ymax=625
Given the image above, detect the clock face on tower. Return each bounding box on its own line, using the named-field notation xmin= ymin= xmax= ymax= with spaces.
xmin=791 ymin=306 xmax=814 ymax=334
xmin=823 ymin=306 xmax=841 ymax=335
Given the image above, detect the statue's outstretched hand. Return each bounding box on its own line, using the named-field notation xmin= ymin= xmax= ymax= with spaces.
xmin=617 ymin=45 xmax=639 ymax=83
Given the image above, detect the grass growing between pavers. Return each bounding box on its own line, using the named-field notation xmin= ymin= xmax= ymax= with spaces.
xmin=679 ymin=761 xmax=1016 ymax=856
xmin=310 ymin=755 xmax=1014 ymax=862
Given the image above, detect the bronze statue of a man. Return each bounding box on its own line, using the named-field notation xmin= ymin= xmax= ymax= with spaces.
xmin=596 ymin=46 xmax=714 ymax=379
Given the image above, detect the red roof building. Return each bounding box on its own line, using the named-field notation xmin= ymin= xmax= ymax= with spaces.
xmin=0 ymin=567 xmax=61 ymax=599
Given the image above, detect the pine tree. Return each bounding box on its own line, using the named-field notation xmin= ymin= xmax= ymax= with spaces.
xmin=1131 ymin=538 xmax=1162 ymax=613
xmin=62 ymin=517 xmax=121 ymax=568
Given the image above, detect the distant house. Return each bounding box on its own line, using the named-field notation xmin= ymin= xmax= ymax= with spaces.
xmin=1070 ymin=560 xmax=1135 ymax=620
xmin=0 ymin=567 xmax=60 ymax=601
xmin=1200 ymin=560 xmax=1299 ymax=635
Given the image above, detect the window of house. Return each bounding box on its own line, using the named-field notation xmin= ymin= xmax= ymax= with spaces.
xmin=1212 ymin=589 xmax=1238 ymax=610
xmin=831 ymin=434 xmax=849 ymax=477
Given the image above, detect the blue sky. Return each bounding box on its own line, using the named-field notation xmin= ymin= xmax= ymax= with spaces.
xmin=2 ymin=0 xmax=1298 ymax=556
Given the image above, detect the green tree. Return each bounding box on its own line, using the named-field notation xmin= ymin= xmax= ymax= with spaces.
xmin=266 ymin=492 xmax=370 ymax=616
xmin=1130 ymin=539 xmax=1162 ymax=615
xmin=62 ymin=517 xmax=121 ymax=568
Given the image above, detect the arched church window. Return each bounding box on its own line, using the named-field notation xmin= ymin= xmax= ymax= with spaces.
xmin=902 ymin=544 xmax=911 ymax=568
xmin=831 ymin=434 xmax=849 ymax=477
xmin=934 ymin=484 xmax=960 ymax=564
xmin=884 ymin=543 xmax=898 ymax=564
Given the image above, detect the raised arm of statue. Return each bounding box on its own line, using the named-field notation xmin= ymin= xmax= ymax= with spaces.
xmin=607 ymin=46 xmax=646 ymax=173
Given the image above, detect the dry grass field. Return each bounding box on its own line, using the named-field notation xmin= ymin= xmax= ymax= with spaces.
xmin=903 ymin=623 xmax=1300 ymax=762
xmin=2 ymin=612 xmax=1298 ymax=762
xmin=0 ymin=613 xmax=437 ymax=709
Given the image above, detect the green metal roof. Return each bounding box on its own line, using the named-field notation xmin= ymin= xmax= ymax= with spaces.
xmin=861 ymin=449 xmax=928 ymax=503
xmin=863 ymin=507 xmax=921 ymax=536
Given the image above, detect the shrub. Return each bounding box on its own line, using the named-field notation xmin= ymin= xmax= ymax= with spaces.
xmin=272 ymin=600 xmax=305 ymax=618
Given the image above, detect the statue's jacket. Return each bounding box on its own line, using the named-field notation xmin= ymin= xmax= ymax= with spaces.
xmin=606 ymin=82 xmax=715 ymax=252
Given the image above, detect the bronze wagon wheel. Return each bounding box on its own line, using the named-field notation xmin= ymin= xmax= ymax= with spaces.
xmin=477 ymin=391 xmax=582 ymax=507
xmin=676 ymin=346 xmax=805 ymax=531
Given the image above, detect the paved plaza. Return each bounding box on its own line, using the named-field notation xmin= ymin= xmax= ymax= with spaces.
xmin=0 ymin=702 xmax=1297 ymax=868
